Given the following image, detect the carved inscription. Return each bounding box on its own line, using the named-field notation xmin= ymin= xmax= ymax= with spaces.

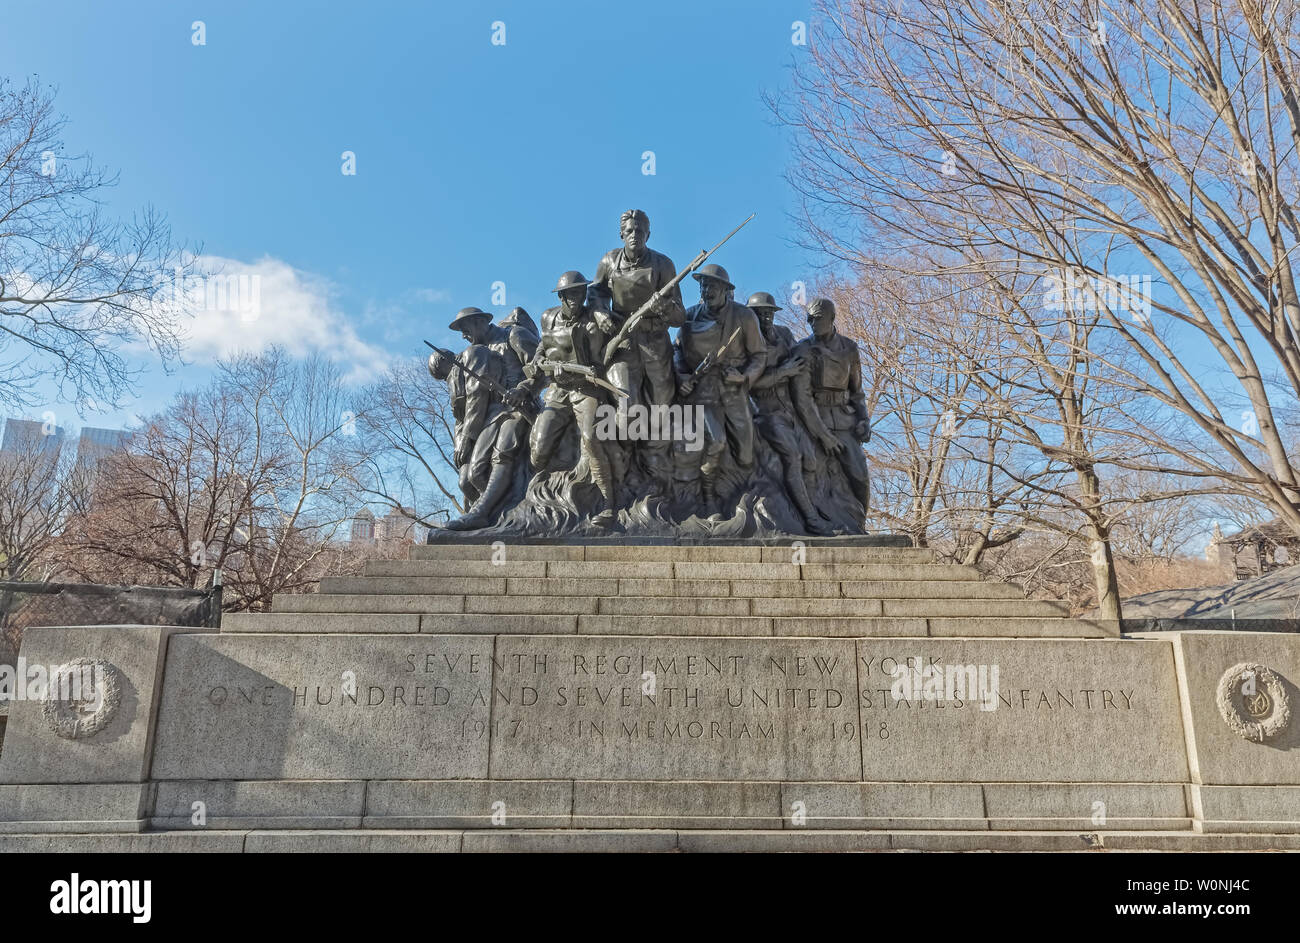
xmin=152 ymin=635 xmax=1189 ymax=784
xmin=152 ymin=636 xmax=493 ymax=780
xmin=487 ymin=637 xmax=861 ymax=781
xmin=854 ymin=641 xmax=1189 ymax=783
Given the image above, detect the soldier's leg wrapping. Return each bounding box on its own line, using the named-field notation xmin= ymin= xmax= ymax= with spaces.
xmin=467 ymin=427 xmax=496 ymax=495
xmin=836 ymin=428 xmax=869 ymax=514
xmin=722 ymin=387 xmax=756 ymax=467
xmin=465 ymin=464 xmax=510 ymax=524
xmin=605 ymin=350 xmax=654 ymax=483
xmin=465 ymin=423 xmax=510 ymax=517
xmin=765 ymin=414 xmax=820 ymax=524
xmin=445 ymin=423 xmax=509 ymax=530
xmin=459 ymin=464 xmax=479 ymax=508
xmin=635 ymin=330 xmax=676 ymax=485
xmin=573 ymin=393 xmax=615 ymax=512
xmin=697 ymin=401 xmax=728 ymax=504
xmin=464 ymin=415 xmax=527 ymax=520
xmin=529 ymin=393 xmax=570 ymax=471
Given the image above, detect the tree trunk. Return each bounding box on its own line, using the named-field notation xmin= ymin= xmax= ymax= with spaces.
xmin=1074 ymin=461 xmax=1122 ymax=621
xmin=962 ymin=534 xmax=987 ymax=567
xmin=1088 ymin=531 xmax=1123 ymax=622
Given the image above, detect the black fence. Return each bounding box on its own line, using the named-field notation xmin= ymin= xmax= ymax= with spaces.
xmin=0 ymin=577 xmax=221 ymax=746
xmin=1122 ymin=617 xmax=1300 ymax=634
xmin=0 ymin=577 xmax=222 ymax=658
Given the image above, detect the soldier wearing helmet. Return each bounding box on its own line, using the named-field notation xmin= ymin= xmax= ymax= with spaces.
xmin=588 ymin=209 xmax=685 ymax=488
xmin=790 ymin=297 xmax=871 ymax=523
xmin=500 ymin=306 xmax=540 ymax=368
xmin=673 ymin=263 xmax=766 ymax=509
xmin=509 ymin=271 xmax=621 ymax=525
xmin=745 ymin=291 xmax=833 ymax=535
xmin=428 ymin=306 xmax=534 ymax=530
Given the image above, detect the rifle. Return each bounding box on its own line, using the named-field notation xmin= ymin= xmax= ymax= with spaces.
xmin=602 ymin=213 xmax=755 ymax=366
xmin=424 ymin=340 xmax=532 ymax=411
xmin=535 ymin=358 xmax=628 ymax=399
xmin=680 ymin=325 xmax=743 ymax=396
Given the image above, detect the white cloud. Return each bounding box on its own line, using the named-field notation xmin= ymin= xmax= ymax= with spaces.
xmin=175 ymin=256 xmax=396 ymax=384
xmin=361 ymin=287 xmax=453 ymax=342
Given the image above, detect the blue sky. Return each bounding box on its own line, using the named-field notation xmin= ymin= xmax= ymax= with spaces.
xmin=1 ymin=0 xmax=818 ymax=430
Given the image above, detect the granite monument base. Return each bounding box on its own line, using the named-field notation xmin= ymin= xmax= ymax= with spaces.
xmin=2 ymin=543 xmax=1298 ymax=852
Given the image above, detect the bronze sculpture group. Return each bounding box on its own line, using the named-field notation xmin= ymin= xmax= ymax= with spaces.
xmin=426 ymin=210 xmax=870 ymax=538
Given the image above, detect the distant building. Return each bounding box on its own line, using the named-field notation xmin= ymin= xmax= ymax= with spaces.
xmin=349 ymin=507 xmax=427 ymax=545
xmin=1205 ymin=522 xmax=1226 ymax=566
xmin=75 ymin=426 xmax=132 ymax=469
xmin=0 ymin=418 xmax=67 ymax=457
xmin=1 ymin=419 xmax=131 ymax=473
xmin=350 ymin=508 xmax=376 ymax=543
xmin=1208 ymin=519 xmax=1300 ymax=581
xmin=378 ymin=506 xmax=427 ymax=544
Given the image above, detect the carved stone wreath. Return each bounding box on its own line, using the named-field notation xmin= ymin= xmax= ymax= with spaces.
xmin=1216 ymin=662 xmax=1291 ymax=743
xmin=41 ymin=657 xmax=122 ymax=740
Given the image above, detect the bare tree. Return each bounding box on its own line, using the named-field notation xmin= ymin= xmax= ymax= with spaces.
xmin=822 ymin=269 xmax=1032 ymax=556
xmin=825 ymin=253 xmax=1243 ymax=616
xmin=218 ymin=350 xmax=369 ymax=610
xmin=0 ymin=77 xmax=194 ymax=413
xmin=0 ymin=424 xmax=88 ymax=582
xmin=66 ymin=389 xmax=269 ymax=590
xmin=348 ymin=359 xmax=458 ymax=526
xmin=63 ymin=349 xmax=371 ymax=610
xmin=778 ymin=0 xmax=1300 ymax=541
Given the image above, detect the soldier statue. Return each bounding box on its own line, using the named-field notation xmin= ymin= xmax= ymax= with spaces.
xmin=500 ymin=306 xmax=540 ymax=367
xmin=510 ymin=271 xmax=624 ymax=527
xmin=420 ymin=215 xmax=872 ymax=539
xmin=589 ymin=209 xmax=685 ymax=487
xmin=674 ymin=264 xmax=766 ymax=509
xmin=791 ymin=297 xmax=871 ymax=523
xmin=427 ymin=307 xmax=533 ymax=530
xmin=745 ymin=291 xmax=833 ymax=535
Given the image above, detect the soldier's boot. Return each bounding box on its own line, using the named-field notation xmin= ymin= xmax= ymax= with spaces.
xmin=445 ymin=463 xmax=512 ymax=530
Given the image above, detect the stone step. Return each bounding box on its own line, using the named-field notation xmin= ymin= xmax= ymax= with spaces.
xmin=222 ymin=613 xmax=423 ymax=633
xmin=438 ymin=594 xmax=1067 ymax=618
xmin=409 ymin=543 xmax=936 ymax=564
xmin=299 ymin=587 xmax=1060 ymax=619
xmin=368 ymin=560 xmax=549 ymax=577
xmin=276 ymin=580 xmax=1027 ymax=613
xmin=7 ymin=828 xmax=1297 ymax=852
xmin=882 ymin=597 xmax=1069 ymax=617
xmin=133 ymin=778 xmax=1189 ymax=832
xmin=304 ymin=586 xmax=1060 ymax=618
xmin=322 ymin=575 xmax=509 ymax=595
xmin=776 ymin=617 xmax=1116 ymax=638
xmin=358 ymin=559 xmax=1013 ymax=595
xmin=337 ymin=562 xmax=982 ymax=586
xmin=224 ymin=612 xmax=1112 ymax=637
